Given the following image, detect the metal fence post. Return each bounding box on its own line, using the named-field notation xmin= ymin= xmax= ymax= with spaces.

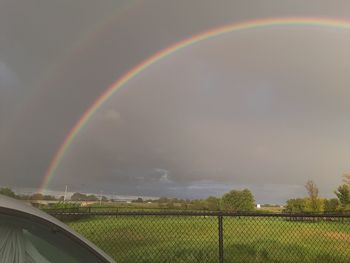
xmin=218 ymin=213 xmax=224 ymax=263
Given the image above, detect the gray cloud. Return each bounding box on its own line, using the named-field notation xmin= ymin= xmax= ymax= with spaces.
xmin=2 ymin=0 xmax=350 ymax=203
xmin=52 ymin=27 xmax=350 ymax=202
xmin=0 ymin=61 xmax=18 ymax=117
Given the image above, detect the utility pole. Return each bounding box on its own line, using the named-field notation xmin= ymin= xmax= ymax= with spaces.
xmin=63 ymin=185 xmax=68 ymax=203
xmin=99 ymin=190 xmax=103 ymax=206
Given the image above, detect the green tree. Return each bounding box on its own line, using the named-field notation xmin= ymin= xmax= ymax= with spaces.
xmin=190 ymin=199 xmax=206 ymax=210
xmin=221 ymin=189 xmax=255 ymax=212
xmin=205 ymin=196 xmax=220 ymax=211
xmin=284 ymin=198 xmax=307 ymax=213
xmin=86 ymin=194 xmax=98 ymax=201
xmin=305 ymin=180 xmax=319 ymax=212
xmin=304 ymin=198 xmax=324 ymax=213
xmin=43 ymin=195 xmax=56 ymax=200
xmin=324 ymin=198 xmax=340 ymax=212
xmin=334 ymin=184 xmax=350 ymax=207
xmin=71 ymin=192 xmax=87 ymax=201
xmin=0 ymin=187 xmax=16 ymax=198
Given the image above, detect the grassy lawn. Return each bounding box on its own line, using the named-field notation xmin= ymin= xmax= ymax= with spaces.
xmin=66 ymin=216 xmax=350 ymax=262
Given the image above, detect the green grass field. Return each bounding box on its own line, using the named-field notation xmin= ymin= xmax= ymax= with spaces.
xmin=66 ymin=216 xmax=350 ymax=263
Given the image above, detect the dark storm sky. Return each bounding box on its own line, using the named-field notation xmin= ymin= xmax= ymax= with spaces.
xmin=1 ymin=0 xmax=350 ymax=203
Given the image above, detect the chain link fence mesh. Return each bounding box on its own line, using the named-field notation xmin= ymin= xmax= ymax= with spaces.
xmin=223 ymin=215 xmax=350 ymax=262
xmin=49 ymin=211 xmax=350 ymax=263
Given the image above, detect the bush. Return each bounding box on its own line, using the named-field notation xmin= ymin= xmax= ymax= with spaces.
xmin=221 ymin=189 xmax=255 ymax=212
xmin=285 ymin=198 xmax=324 ymax=213
xmin=0 ymin=187 xmax=16 ymax=198
xmin=324 ymin=198 xmax=341 ymax=213
xmin=284 ymin=198 xmax=307 ymax=213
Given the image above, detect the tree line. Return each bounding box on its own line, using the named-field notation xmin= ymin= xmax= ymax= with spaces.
xmin=1 ymin=174 xmax=349 ymax=213
xmin=0 ymin=189 xmax=108 ymax=202
xmin=0 ymin=186 xmax=255 ymax=211
xmin=0 ymin=188 xmax=59 ymax=201
xmin=285 ymin=174 xmax=350 ymax=213
xmin=146 ymin=189 xmax=255 ymax=211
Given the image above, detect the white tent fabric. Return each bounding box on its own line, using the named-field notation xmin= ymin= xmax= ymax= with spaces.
xmin=0 ymin=226 xmax=51 ymax=263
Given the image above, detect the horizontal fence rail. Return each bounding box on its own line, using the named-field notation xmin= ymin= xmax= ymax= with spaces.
xmin=47 ymin=210 xmax=350 ymax=263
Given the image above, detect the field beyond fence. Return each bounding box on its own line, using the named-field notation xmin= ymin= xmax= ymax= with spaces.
xmin=47 ymin=210 xmax=350 ymax=263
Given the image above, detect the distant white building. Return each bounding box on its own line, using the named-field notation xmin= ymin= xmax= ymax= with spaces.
xmin=256 ymin=204 xmax=261 ymax=209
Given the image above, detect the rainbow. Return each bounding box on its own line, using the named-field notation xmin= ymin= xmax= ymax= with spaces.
xmin=39 ymin=16 xmax=350 ymax=192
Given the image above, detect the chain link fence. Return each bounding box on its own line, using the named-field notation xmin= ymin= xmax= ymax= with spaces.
xmin=48 ymin=210 xmax=350 ymax=263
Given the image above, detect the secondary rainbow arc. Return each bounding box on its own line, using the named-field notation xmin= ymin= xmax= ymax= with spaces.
xmin=39 ymin=16 xmax=350 ymax=192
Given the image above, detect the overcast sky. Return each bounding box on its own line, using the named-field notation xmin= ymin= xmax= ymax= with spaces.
xmin=1 ymin=0 xmax=350 ymax=203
